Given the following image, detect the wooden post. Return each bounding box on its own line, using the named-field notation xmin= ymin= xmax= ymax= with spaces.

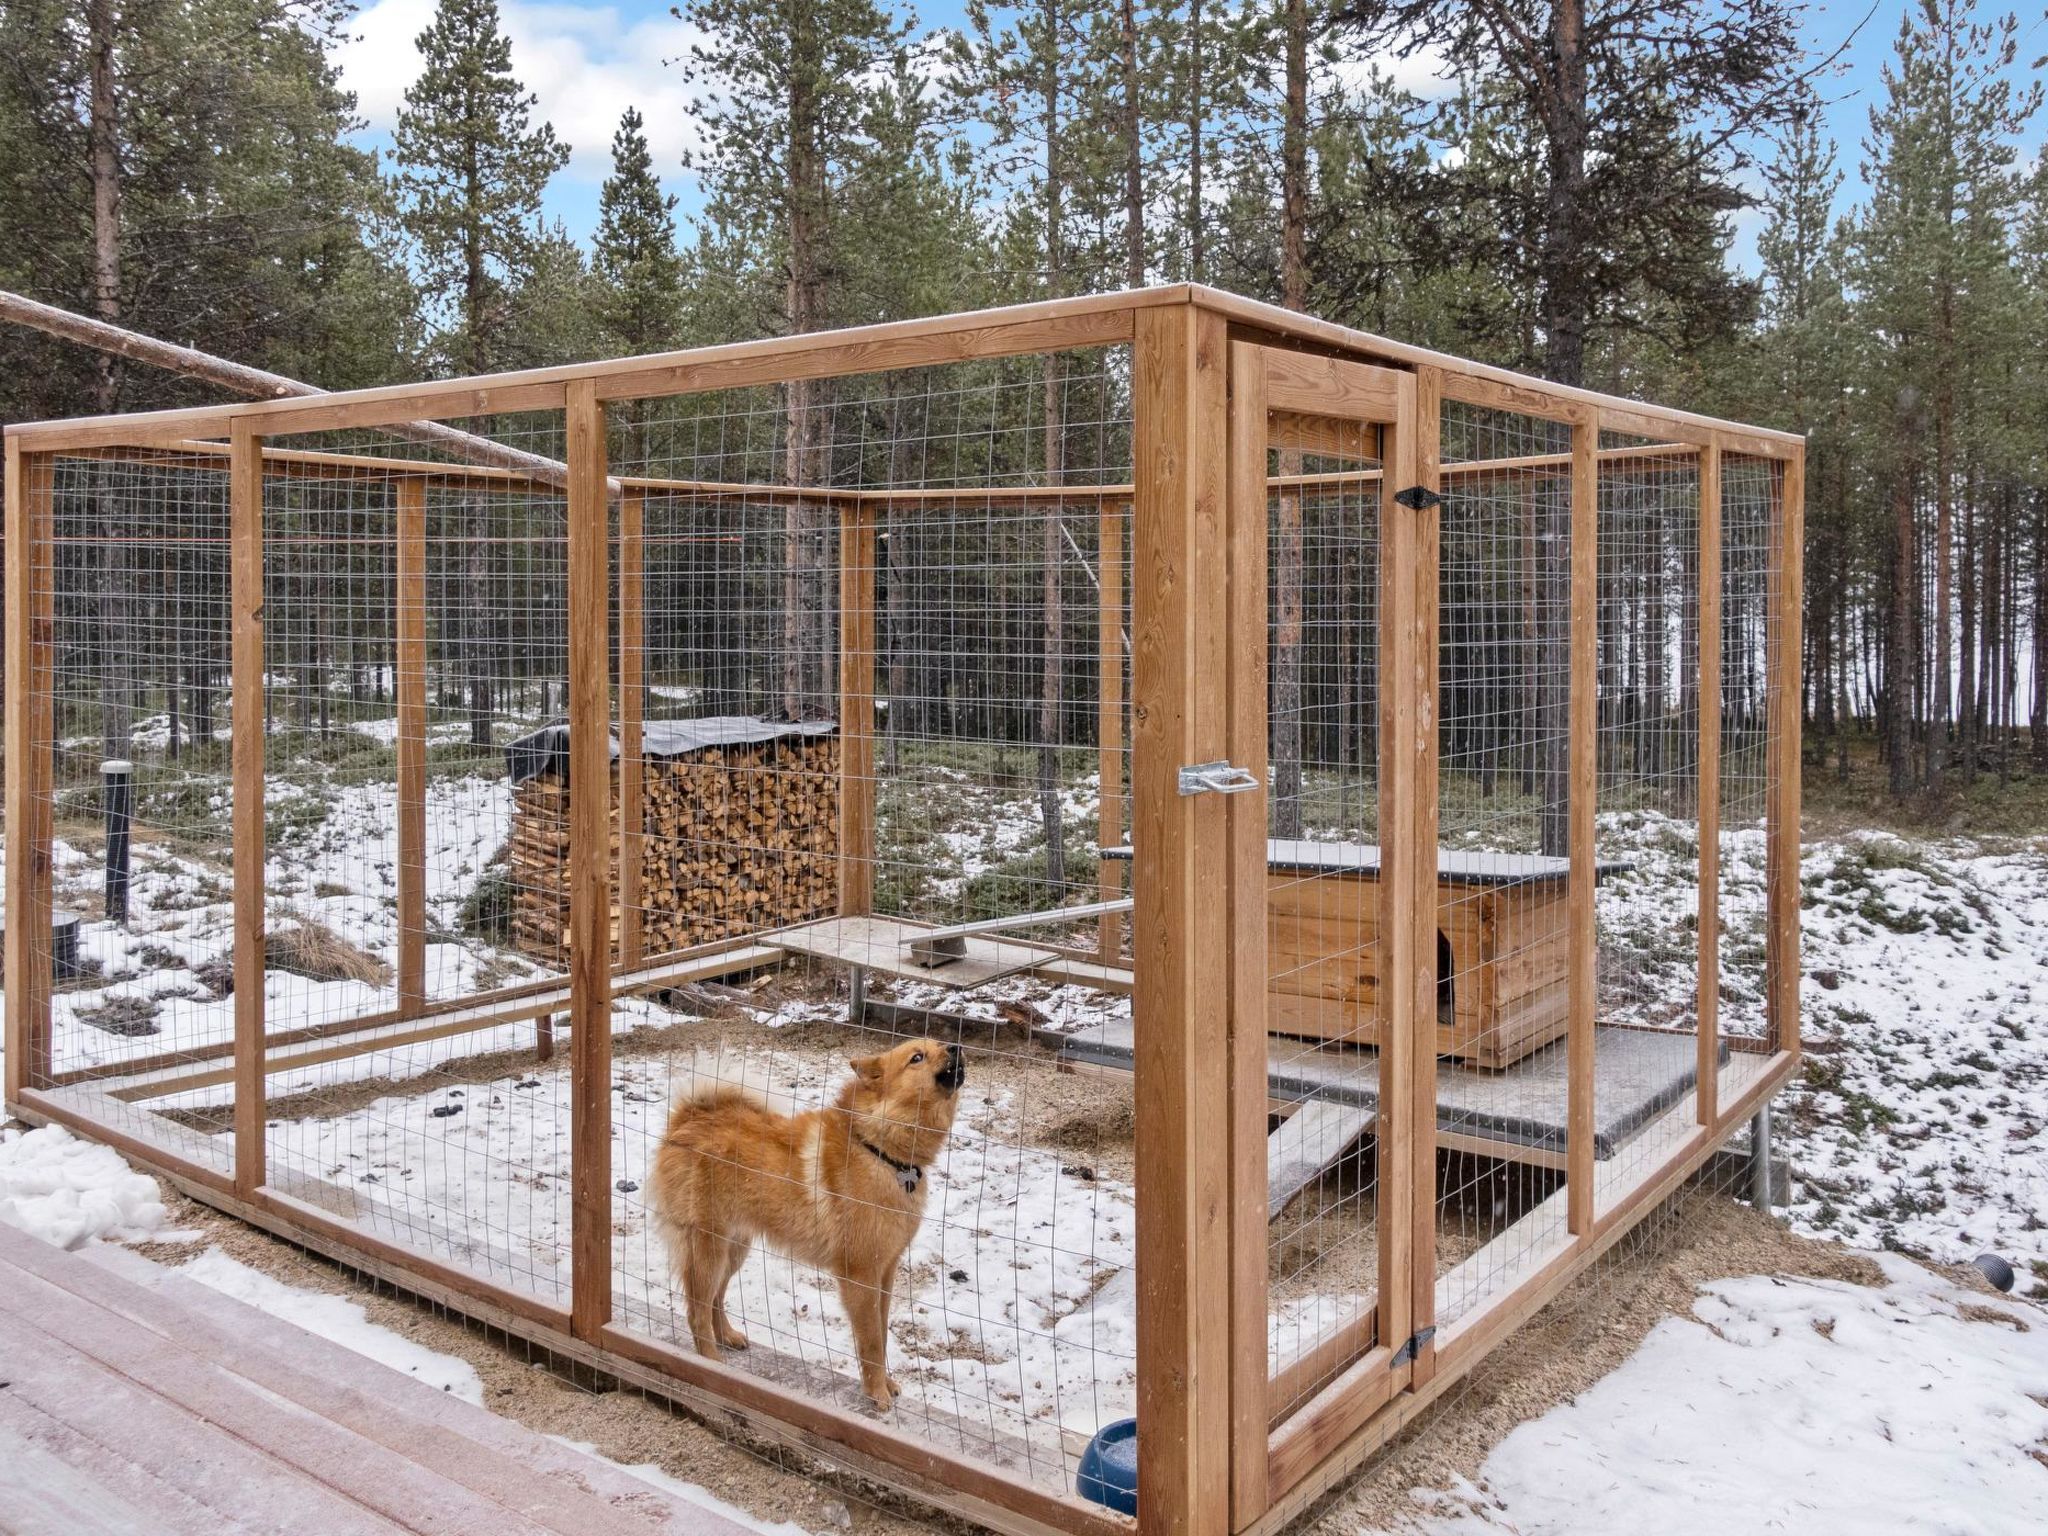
xmin=395 ymin=477 xmax=428 ymax=1015
xmin=839 ymin=496 xmax=876 ymax=916
xmin=1565 ymin=410 xmax=1598 ymax=1235
xmin=1695 ymin=443 xmax=1722 ymax=1120
xmin=1223 ymin=345 xmax=1272 ymax=1528
xmin=618 ymin=489 xmax=645 ymax=966
xmin=566 ymin=382 xmax=614 ymax=1344
xmin=1405 ymin=365 xmax=1443 ymax=1384
xmin=1374 ymin=383 xmax=1421 ymax=1374
xmin=1097 ymin=495 xmax=1126 ymax=962
xmin=230 ymin=422 xmax=267 ymax=1197
xmin=1131 ymin=301 xmax=1232 ymax=1536
xmin=4 ymin=442 xmax=55 ymax=1103
xmin=1765 ymin=447 xmax=1804 ymax=1055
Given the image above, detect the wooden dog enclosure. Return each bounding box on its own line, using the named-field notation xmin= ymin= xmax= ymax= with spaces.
xmin=5 ymin=286 xmax=1803 ymax=1536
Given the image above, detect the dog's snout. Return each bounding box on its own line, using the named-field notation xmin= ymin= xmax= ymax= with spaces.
xmin=936 ymin=1045 xmax=965 ymax=1090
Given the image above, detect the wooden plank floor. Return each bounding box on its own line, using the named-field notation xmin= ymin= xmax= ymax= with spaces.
xmin=0 ymin=1223 xmax=751 ymax=1536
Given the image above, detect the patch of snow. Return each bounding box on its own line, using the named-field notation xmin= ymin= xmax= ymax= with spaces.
xmin=1409 ymin=1255 xmax=2048 ymax=1535
xmin=177 ymin=1247 xmax=485 ymax=1405
xmin=0 ymin=1125 xmax=167 ymax=1249
xmin=545 ymin=1437 xmax=820 ymax=1536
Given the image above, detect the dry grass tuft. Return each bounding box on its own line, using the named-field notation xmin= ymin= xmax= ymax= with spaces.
xmin=266 ymin=919 xmax=392 ymax=987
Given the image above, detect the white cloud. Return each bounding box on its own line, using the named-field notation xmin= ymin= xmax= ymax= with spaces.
xmin=331 ymin=0 xmax=708 ymax=186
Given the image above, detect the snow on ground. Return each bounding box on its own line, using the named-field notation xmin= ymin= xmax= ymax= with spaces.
xmin=178 ymin=1246 xmax=485 ymax=1404
xmin=1776 ymin=838 xmax=2048 ymax=1290
xmin=546 ymin=1439 xmax=821 ymax=1536
xmin=0 ymin=1124 xmax=167 ymax=1248
xmin=1407 ymin=1254 xmax=2048 ymax=1535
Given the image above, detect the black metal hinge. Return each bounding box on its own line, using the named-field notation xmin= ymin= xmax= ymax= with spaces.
xmin=1392 ymin=485 xmax=1443 ymax=511
xmin=1391 ymin=1326 xmax=1437 ymax=1366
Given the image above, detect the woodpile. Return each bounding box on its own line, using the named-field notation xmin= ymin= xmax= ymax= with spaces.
xmin=508 ymin=721 xmax=839 ymax=964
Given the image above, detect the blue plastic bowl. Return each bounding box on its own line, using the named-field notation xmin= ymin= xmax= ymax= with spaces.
xmin=1076 ymin=1417 xmax=1138 ymax=1515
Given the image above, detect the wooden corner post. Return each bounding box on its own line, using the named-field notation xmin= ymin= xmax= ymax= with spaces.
xmin=1131 ymin=300 xmax=1233 ymax=1536
xmin=1565 ymin=409 xmax=1598 ymax=1235
xmin=567 ymin=382 xmax=615 ymax=1343
xmin=4 ymin=441 xmax=56 ymax=1104
xmin=230 ymin=422 xmax=267 ymax=1197
xmin=1766 ymin=447 xmax=1804 ymax=1055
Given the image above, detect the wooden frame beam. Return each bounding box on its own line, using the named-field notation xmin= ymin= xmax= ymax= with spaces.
xmin=565 ymin=382 xmax=613 ymax=1345
xmin=4 ymin=442 xmax=55 ymax=1101
xmin=1566 ymin=410 xmax=1599 ymax=1234
xmin=229 ymin=423 xmax=267 ymax=1197
xmin=618 ymin=489 xmax=647 ymax=967
xmin=839 ymin=498 xmax=877 ymax=915
xmin=1131 ymin=300 xmax=1233 ymax=1536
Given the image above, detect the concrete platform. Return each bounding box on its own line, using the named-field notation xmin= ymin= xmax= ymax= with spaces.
xmin=1058 ymin=1018 xmax=1724 ymax=1164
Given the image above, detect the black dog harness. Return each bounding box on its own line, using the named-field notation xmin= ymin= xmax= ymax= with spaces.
xmin=861 ymin=1140 xmax=925 ymax=1194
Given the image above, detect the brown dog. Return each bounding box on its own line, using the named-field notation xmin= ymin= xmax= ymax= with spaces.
xmin=648 ymin=1037 xmax=965 ymax=1410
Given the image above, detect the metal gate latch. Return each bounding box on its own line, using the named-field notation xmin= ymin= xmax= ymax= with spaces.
xmin=1177 ymin=761 xmax=1261 ymax=796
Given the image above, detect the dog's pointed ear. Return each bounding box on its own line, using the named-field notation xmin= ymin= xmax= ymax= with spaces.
xmin=850 ymin=1054 xmax=884 ymax=1084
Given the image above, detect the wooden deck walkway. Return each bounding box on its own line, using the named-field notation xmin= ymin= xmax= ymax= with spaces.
xmin=0 ymin=1222 xmax=751 ymax=1536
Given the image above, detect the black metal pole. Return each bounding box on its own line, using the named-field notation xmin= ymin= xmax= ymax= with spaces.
xmin=103 ymin=757 xmax=132 ymax=925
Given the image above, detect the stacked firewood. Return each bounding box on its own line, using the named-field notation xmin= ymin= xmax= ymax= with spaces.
xmin=509 ymin=732 xmax=840 ymax=963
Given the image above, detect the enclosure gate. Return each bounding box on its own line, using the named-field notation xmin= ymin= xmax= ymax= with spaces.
xmin=1214 ymin=345 xmax=1435 ymax=1522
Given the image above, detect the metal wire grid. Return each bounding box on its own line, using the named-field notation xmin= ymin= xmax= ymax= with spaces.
xmin=237 ymin=419 xmax=577 ymax=1305
xmin=32 ymin=453 xmax=237 ymax=1172
xmin=1260 ymin=447 xmax=1388 ymax=1421
xmin=596 ymin=355 xmax=1140 ymax=1490
xmin=1719 ymin=455 xmax=1781 ymax=1045
xmin=1592 ymin=444 xmax=1705 ymax=1190
xmin=1430 ymin=404 xmax=1576 ymax=1328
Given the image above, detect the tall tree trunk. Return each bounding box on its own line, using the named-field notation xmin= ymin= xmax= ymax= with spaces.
xmin=1186 ymin=0 xmax=1204 ymax=282
xmin=1121 ymin=0 xmax=1144 ymax=287
xmin=1270 ymin=0 xmax=1310 ymax=837
xmin=89 ymin=0 xmax=132 ymax=762
xmin=1038 ymin=3 xmax=1067 ymax=889
xmin=1539 ymin=0 xmax=1590 ymax=387
xmin=1887 ymin=433 xmax=1918 ymax=800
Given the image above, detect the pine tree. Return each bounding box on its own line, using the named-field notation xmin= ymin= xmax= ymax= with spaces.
xmin=593 ymin=107 xmax=684 ymax=359
xmin=679 ymin=0 xmax=911 ymax=720
xmin=1854 ymin=0 xmax=2039 ymax=796
xmin=392 ymin=0 xmax=568 ymax=377
xmin=1344 ymin=0 xmax=1803 ymax=387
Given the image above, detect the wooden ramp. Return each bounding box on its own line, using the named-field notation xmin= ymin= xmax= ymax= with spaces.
xmin=0 ymin=1223 xmax=748 ymax=1536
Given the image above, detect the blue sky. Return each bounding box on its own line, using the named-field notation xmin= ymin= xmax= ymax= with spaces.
xmin=331 ymin=1 xmax=2048 ymax=272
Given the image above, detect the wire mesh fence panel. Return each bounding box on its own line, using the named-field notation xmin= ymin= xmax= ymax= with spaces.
xmin=1592 ymin=441 xmax=1706 ymax=1189
xmin=1429 ymin=405 xmax=1577 ymax=1329
xmin=235 ymin=420 xmax=580 ymax=1308
xmin=1261 ymin=437 xmax=1390 ymax=1423
xmin=31 ymin=452 xmax=238 ymax=1174
xmin=1720 ymin=454 xmax=1780 ymax=1048
xmin=592 ymin=354 xmax=1141 ymax=1494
